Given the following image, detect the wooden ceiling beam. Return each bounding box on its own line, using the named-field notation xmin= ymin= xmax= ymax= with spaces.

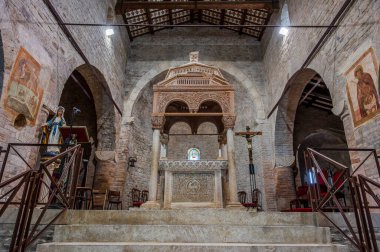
xmin=122 ymin=14 xmax=134 ymax=41
xmin=145 ymin=9 xmax=155 ymax=34
xmin=239 ymin=9 xmax=248 ymax=34
xmin=220 ymin=9 xmax=226 ymax=29
xmin=115 ymin=1 xmax=279 ymax=13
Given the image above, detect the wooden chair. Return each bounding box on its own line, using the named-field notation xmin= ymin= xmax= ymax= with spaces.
xmin=106 ymin=190 xmax=123 ymax=210
xmin=131 ymin=188 xmax=143 ymax=207
xmin=141 ymin=190 xmax=149 ymax=203
xmin=74 ymin=187 xmax=93 ymax=210
xmin=92 ymin=189 xmax=107 ymax=210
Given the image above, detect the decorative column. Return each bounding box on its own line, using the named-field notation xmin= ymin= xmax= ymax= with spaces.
xmin=160 ymin=133 xmax=169 ymax=160
xmin=223 ymin=116 xmax=242 ymax=208
xmin=218 ymin=135 xmax=228 ymax=160
xmin=142 ymin=116 xmax=165 ymax=209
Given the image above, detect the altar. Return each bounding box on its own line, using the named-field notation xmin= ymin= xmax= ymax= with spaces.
xmin=142 ymin=53 xmax=242 ymax=209
xmin=159 ymin=160 xmax=227 ymax=209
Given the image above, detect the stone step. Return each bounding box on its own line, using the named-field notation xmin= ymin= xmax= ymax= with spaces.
xmin=37 ymin=242 xmax=348 ymax=252
xmin=54 ymin=224 xmax=331 ymax=244
xmin=61 ymin=209 xmax=318 ymax=226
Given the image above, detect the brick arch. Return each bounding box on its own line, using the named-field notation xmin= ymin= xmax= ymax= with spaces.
xmin=74 ymin=64 xmax=116 ymax=151
xmin=123 ymin=62 xmax=265 ymax=122
xmin=274 ymin=68 xmax=318 ymax=167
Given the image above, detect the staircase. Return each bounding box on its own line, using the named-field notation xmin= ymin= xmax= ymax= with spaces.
xmin=37 ymin=209 xmax=348 ymax=252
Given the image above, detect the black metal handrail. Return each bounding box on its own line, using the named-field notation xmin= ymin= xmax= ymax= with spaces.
xmin=305 ymin=147 xmax=380 ymax=252
xmin=0 ymin=143 xmax=83 ymax=252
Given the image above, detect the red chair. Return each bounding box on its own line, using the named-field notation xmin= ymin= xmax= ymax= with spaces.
xmin=290 ymin=186 xmax=309 ymax=209
xmin=131 ymin=188 xmax=143 ymax=207
xmin=238 ymin=190 xmax=261 ymax=210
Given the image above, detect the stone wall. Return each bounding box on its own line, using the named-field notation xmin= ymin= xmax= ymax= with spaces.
xmin=261 ymin=0 xmax=380 ymax=209
xmin=0 ymin=0 xmax=129 ymax=192
xmin=121 ymin=27 xmax=269 ymax=208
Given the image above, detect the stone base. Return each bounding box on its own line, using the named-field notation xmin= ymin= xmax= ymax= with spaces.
xmin=226 ymin=201 xmax=244 ymax=209
xmin=141 ymin=201 xmax=161 ymax=209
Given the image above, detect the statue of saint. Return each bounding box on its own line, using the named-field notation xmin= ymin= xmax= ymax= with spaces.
xmin=42 ymin=106 xmax=66 ymax=154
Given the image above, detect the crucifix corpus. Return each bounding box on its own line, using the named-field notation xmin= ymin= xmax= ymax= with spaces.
xmin=235 ymin=126 xmax=262 ymax=191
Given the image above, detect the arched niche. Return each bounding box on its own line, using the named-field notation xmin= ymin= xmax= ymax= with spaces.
xmin=75 ymin=64 xmax=116 ymax=151
xmin=165 ymin=100 xmax=189 ymax=113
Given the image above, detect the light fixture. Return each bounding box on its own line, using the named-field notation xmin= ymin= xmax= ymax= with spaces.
xmin=279 ymin=27 xmax=289 ymax=36
xmin=128 ymin=157 xmax=137 ymax=168
xmin=106 ymin=28 xmax=114 ymax=37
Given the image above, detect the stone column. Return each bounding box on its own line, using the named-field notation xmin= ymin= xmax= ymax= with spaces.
xmin=218 ymin=135 xmax=228 ymax=160
xmin=142 ymin=116 xmax=165 ymax=209
xmin=223 ymin=116 xmax=242 ymax=208
xmin=160 ymin=133 xmax=169 ymax=160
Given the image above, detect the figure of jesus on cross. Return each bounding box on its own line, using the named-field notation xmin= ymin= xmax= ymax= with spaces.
xmin=235 ymin=126 xmax=262 ymax=195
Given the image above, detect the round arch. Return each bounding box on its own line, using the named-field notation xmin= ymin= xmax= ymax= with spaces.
xmin=123 ymin=62 xmax=265 ymax=122
xmin=198 ymin=100 xmax=223 ymax=113
xmin=274 ymin=68 xmax=319 ymax=167
xmin=74 ymin=64 xmax=117 ymax=151
xmin=165 ymin=100 xmax=190 ymax=113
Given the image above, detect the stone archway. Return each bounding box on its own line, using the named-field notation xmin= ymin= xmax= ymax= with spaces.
xmin=274 ymin=68 xmax=349 ymax=210
xmin=61 ymin=64 xmax=118 ymax=191
xmin=123 ymin=62 xmax=265 ymax=123
xmin=274 ymin=68 xmax=318 ymax=167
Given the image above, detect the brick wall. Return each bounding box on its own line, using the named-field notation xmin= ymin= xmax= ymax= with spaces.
xmin=0 ymin=0 xmax=128 ymax=192
xmin=262 ymin=0 xmax=380 ymax=209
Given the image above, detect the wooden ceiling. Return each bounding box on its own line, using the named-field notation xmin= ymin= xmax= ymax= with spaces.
xmin=115 ymin=0 xmax=279 ymax=41
xmin=299 ymin=74 xmax=333 ymax=113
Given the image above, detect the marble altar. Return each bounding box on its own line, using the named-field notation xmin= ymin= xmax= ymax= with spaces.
xmin=159 ymin=160 xmax=228 ymax=209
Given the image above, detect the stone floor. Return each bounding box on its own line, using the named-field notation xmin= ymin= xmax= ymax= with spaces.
xmin=3 ymin=209 xmax=378 ymax=252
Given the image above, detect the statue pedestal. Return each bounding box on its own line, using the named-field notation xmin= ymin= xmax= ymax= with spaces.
xmin=159 ymin=160 xmax=227 ymax=209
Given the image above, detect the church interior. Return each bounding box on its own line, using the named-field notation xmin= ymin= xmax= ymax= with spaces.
xmin=0 ymin=0 xmax=380 ymax=251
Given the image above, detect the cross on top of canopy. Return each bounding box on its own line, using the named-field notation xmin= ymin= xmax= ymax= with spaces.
xmin=151 ymin=52 xmax=236 ymax=134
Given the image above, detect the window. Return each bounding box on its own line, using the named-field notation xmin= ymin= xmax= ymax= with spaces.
xmin=188 ymin=148 xmax=200 ymax=160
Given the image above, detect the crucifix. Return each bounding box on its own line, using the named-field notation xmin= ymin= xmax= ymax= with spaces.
xmin=235 ymin=126 xmax=262 ymax=192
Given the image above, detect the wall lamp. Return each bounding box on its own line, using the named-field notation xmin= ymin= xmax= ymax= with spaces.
xmin=128 ymin=157 xmax=137 ymax=168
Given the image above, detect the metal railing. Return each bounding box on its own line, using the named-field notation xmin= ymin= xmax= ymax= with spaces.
xmin=305 ymin=147 xmax=380 ymax=252
xmin=0 ymin=143 xmax=83 ymax=252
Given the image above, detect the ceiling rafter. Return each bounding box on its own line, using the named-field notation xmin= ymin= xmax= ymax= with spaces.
xmin=119 ymin=0 xmax=277 ymax=40
xmin=145 ymin=9 xmax=154 ymax=34
xmin=239 ymin=9 xmax=248 ymax=34
xmin=116 ymin=0 xmax=279 ymax=12
xmin=122 ymin=13 xmax=134 ymax=41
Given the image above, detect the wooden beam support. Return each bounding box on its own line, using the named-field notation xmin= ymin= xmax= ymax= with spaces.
xmin=190 ymin=9 xmax=195 ymax=23
xmin=239 ymin=9 xmax=248 ymax=34
xmin=220 ymin=9 xmax=226 ymax=29
xmin=198 ymin=10 xmax=202 ymax=23
xmin=258 ymin=11 xmax=270 ymax=40
xmin=164 ymin=113 xmax=224 ymax=117
xmin=145 ymin=9 xmax=154 ymax=34
xmin=122 ymin=14 xmax=134 ymax=41
xmin=115 ymin=1 xmax=279 ymax=13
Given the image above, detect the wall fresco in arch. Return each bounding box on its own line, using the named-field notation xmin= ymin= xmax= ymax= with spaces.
xmin=345 ymin=47 xmax=380 ymax=128
xmin=3 ymin=47 xmax=44 ymax=125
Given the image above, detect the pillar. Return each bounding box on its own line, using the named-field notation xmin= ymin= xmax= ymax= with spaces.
xmin=160 ymin=133 xmax=169 ymax=160
xmin=142 ymin=116 xmax=165 ymax=209
xmin=223 ymin=116 xmax=242 ymax=208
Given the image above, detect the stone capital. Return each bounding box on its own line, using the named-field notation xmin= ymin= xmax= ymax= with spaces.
xmin=222 ymin=115 xmax=236 ymax=129
xmin=151 ymin=115 xmax=166 ymax=129
xmin=218 ymin=135 xmax=227 ymax=145
xmin=160 ymin=133 xmax=169 ymax=145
